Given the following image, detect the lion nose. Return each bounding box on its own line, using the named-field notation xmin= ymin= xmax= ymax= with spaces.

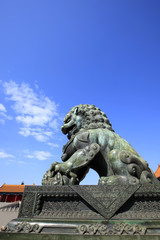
xmin=61 ymin=126 xmax=66 ymax=134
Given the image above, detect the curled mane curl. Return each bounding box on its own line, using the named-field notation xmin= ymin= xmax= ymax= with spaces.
xmin=70 ymin=104 xmax=114 ymax=132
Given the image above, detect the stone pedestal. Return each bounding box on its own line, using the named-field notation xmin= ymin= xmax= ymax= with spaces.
xmin=1 ymin=184 xmax=160 ymax=238
xmin=1 ymin=233 xmax=160 ymax=240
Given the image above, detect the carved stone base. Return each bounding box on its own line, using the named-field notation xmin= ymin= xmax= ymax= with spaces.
xmin=2 ymin=184 xmax=160 ymax=236
xmin=2 ymin=232 xmax=160 ymax=240
xmin=2 ymin=219 xmax=160 ymax=235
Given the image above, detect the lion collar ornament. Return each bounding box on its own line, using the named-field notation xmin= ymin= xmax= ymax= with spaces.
xmin=42 ymin=104 xmax=158 ymax=185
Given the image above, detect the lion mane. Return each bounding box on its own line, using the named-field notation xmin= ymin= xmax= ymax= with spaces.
xmin=65 ymin=104 xmax=114 ymax=132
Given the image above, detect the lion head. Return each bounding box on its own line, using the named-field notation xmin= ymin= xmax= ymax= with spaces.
xmin=61 ymin=104 xmax=114 ymax=139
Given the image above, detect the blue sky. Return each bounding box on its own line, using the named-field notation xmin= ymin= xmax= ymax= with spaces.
xmin=0 ymin=0 xmax=160 ymax=185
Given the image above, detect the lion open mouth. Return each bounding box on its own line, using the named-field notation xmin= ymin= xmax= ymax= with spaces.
xmin=67 ymin=125 xmax=77 ymax=139
xmin=62 ymin=124 xmax=77 ymax=139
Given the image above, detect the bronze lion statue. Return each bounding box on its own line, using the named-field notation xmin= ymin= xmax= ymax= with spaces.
xmin=42 ymin=104 xmax=158 ymax=185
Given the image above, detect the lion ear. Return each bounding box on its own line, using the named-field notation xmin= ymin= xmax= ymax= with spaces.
xmin=74 ymin=107 xmax=79 ymax=115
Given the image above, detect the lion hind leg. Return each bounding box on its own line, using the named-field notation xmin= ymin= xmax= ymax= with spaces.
xmin=106 ymin=149 xmax=158 ymax=185
xmin=119 ymin=150 xmax=159 ymax=183
xmin=140 ymin=170 xmax=159 ymax=184
xmin=98 ymin=175 xmax=139 ymax=185
xmin=98 ymin=149 xmax=140 ymax=185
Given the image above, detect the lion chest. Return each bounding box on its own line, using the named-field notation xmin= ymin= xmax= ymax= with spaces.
xmin=61 ymin=138 xmax=76 ymax=161
xmin=61 ymin=132 xmax=90 ymax=161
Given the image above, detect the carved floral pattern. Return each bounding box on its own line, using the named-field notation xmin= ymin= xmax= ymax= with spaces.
xmin=78 ymin=223 xmax=146 ymax=235
xmin=4 ymin=222 xmax=40 ymax=233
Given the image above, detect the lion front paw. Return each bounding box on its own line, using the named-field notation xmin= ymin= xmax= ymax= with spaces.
xmin=42 ymin=161 xmax=79 ymax=185
xmin=49 ymin=161 xmax=72 ymax=177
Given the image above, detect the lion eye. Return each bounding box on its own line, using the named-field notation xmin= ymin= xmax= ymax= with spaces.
xmin=65 ymin=117 xmax=71 ymax=123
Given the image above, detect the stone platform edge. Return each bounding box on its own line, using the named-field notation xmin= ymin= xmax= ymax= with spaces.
xmin=1 ymin=233 xmax=160 ymax=240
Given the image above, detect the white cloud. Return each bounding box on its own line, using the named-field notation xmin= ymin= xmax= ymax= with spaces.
xmin=0 ymin=103 xmax=12 ymax=124
xmin=0 ymin=103 xmax=6 ymax=112
xmin=0 ymin=151 xmax=14 ymax=159
xmin=49 ymin=119 xmax=59 ymax=130
xmin=19 ymin=127 xmax=53 ymax=142
xmin=48 ymin=142 xmax=59 ymax=148
xmin=26 ymin=154 xmax=34 ymax=159
xmin=3 ymin=81 xmax=60 ymax=142
xmin=26 ymin=151 xmax=52 ymax=161
xmin=34 ymin=151 xmax=52 ymax=160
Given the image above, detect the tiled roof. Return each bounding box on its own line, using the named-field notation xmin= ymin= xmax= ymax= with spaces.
xmin=155 ymin=165 xmax=160 ymax=178
xmin=0 ymin=184 xmax=25 ymax=193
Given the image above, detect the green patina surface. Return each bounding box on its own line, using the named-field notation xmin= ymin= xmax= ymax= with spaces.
xmin=1 ymin=233 xmax=160 ymax=240
xmin=42 ymin=104 xmax=158 ymax=186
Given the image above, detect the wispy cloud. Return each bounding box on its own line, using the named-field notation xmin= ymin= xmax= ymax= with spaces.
xmin=26 ymin=150 xmax=52 ymax=161
xmin=0 ymin=103 xmax=12 ymax=124
xmin=0 ymin=151 xmax=14 ymax=159
xmin=3 ymin=81 xmax=60 ymax=142
xmin=47 ymin=142 xmax=59 ymax=148
xmin=0 ymin=103 xmax=6 ymax=112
